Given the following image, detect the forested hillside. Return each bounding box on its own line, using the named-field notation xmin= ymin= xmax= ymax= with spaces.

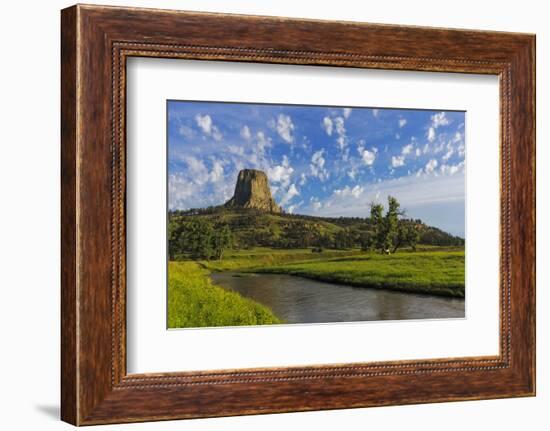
xmin=168 ymin=207 xmax=464 ymax=260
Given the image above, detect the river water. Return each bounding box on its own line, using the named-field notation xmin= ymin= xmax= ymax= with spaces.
xmin=211 ymin=272 xmax=465 ymax=324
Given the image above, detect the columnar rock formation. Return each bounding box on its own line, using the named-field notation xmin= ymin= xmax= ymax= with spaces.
xmin=224 ymin=169 xmax=281 ymax=213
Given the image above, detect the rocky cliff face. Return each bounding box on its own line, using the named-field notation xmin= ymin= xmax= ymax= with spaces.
xmin=224 ymin=169 xmax=281 ymax=213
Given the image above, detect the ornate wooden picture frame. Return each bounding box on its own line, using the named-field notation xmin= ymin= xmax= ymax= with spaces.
xmin=61 ymin=4 xmax=535 ymax=425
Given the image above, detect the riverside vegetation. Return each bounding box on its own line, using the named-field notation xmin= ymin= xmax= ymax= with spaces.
xmin=168 ymin=169 xmax=465 ymax=328
xmin=168 ymin=261 xmax=281 ymax=328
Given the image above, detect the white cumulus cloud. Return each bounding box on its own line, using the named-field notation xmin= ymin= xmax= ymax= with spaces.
xmin=334 ymin=117 xmax=347 ymax=150
xmin=240 ymin=125 xmax=251 ymax=140
xmin=268 ymin=154 xmax=294 ymax=187
xmin=195 ymin=114 xmax=222 ymax=141
xmin=425 ymin=158 xmax=438 ymax=174
xmin=178 ymin=125 xmax=194 ymax=139
xmin=427 ymin=127 xmax=436 ymax=142
xmin=310 ymin=149 xmax=329 ymax=181
xmin=442 ymin=146 xmax=454 ymax=161
xmin=391 ymin=155 xmax=406 ymax=167
xmin=280 ymin=183 xmax=299 ymax=206
xmin=195 ymin=114 xmax=212 ymax=134
xmin=168 ymin=173 xmax=195 ymax=210
xmin=212 ymin=128 xmax=222 ymax=142
xmin=335 ymin=185 xmax=364 ymax=198
xmin=426 ymin=112 xmax=450 ymax=143
xmin=342 ymin=108 xmax=352 ymax=119
xmin=183 ymin=155 xmax=209 ymax=185
xmin=274 ymin=114 xmax=295 ymax=143
xmin=311 ymin=199 xmax=322 ymax=211
xmin=334 ymin=117 xmax=345 ymax=136
xmin=431 ymin=112 xmax=450 ymax=128
xmin=255 ymin=131 xmax=272 ymax=154
xmin=209 ymin=160 xmax=224 ymax=183
xmin=401 ymin=143 xmax=414 ymax=155
xmin=360 ymin=147 xmax=377 ymax=166
xmin=227 ymin=145 xmax=245 ymax=156
xmin=322 ymin=116 xmax=333 ymax=136
xmin=440 ymin=161 xmax=465 ymax=176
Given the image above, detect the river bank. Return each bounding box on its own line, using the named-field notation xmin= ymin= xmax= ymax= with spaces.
xmin=212 ymin=271 xmax=464 ymax=323
xmin=204 ymin=247 xmax=465 ymax=298
xmin=168 ymin=247 xmax=465 ymax=328
xmin=168 ymin=261 xmax=281 ymax=328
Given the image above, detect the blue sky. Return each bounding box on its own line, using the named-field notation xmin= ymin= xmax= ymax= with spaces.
xmin=168 ymin=101 xmax=466 ymax=237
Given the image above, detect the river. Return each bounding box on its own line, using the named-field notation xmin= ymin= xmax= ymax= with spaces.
xmin=211 ymin=272 xmax=465 ymax=324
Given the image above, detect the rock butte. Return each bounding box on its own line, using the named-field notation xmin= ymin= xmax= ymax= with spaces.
xmin=224 ymin=169 xmax=281 ymax=213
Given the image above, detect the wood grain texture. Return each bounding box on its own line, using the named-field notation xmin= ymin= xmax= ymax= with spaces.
xmin=60 ymin=5 xmax=78 ymax=425
xmin=60 ymin=4 xmax=536 ymax=425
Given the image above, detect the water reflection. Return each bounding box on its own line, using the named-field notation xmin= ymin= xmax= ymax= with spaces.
xmin=211 ymin=272 xmax=465 ymax=324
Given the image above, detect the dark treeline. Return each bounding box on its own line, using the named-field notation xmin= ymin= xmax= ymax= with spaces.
xmin=171 ymin=206 xmax=372 ymax=226
xmin=169 ymin=196 xmax=464 ymax=260
xmin=173 ymin=207 xmax=405 ymax=229
xmin=169 ymin=219 xmax=233 ymax=261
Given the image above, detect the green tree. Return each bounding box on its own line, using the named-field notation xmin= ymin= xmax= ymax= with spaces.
xmin=182 ymin=218 xmax=215 ymax=259
xmin=405 ymin=223 xmax=420 ymax=251
xmin=334 ymin=228 xmax=353 ymax=249
xmin=213 ymin=224 xmax=233 ymax=260
xmin=393 ymin=221 xmax=420 ymax=252
xmin=199 ymin=221 xmax=215 ymax=259
xmin=384 ymin=196 xmax=401 ymax=253
xmin=316 ymin=232 xmax=333 ymax=249
xmin=168 ymin=220 xmax=182 ymax=260
xmin=360 ymin=231 xmax=374 ymax=251
xmin=370 ymin=196 xmax=411 ymax=254
xmin=370 ymin=202 xmax=385 ymax=251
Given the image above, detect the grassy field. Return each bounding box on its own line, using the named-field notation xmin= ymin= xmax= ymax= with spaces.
xmin=169 ymin=247 xmax=464 ymax=328
xmin=202 ymin=247 xmax=364 ymax=271
xmin=201 ymin=247 xmax=465 ymax=298
xmin=168 ymin=261 xmax=281 ymax=328
xmin=254 ymin=250 xmax=465 ymax=297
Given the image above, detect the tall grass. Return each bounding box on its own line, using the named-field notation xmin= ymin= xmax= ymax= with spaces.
xmin=168 ymin=261 xmax=281 ymax=328
xmin=254 ymin=250 xmax=465 ymax=298
xmin=202 ymin=247 xmax=364 ymax=272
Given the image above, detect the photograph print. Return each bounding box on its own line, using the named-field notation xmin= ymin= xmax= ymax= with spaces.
xmin=167 ymin=101 xmax=466 ymax=329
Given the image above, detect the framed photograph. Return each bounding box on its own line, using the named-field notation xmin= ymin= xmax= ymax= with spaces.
xmin=61 ymin=4 xmax=535 ymax=425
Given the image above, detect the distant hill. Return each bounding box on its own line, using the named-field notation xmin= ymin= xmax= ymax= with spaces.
xmin=169 ymin=169 xmax=464 ymax=252
xmin=169 ymin=207 xmax=464 ymax=250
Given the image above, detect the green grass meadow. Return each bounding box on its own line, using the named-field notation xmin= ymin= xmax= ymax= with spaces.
xmin=201 ymin=247 xmax=364 ymax=271
xmin=168 ymin=247 xmax=465 ymax=328
xmin=254 ymin=250 xmax=465 ymax=298
xmin=168 ymin=261 xmax=281 ymax=328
